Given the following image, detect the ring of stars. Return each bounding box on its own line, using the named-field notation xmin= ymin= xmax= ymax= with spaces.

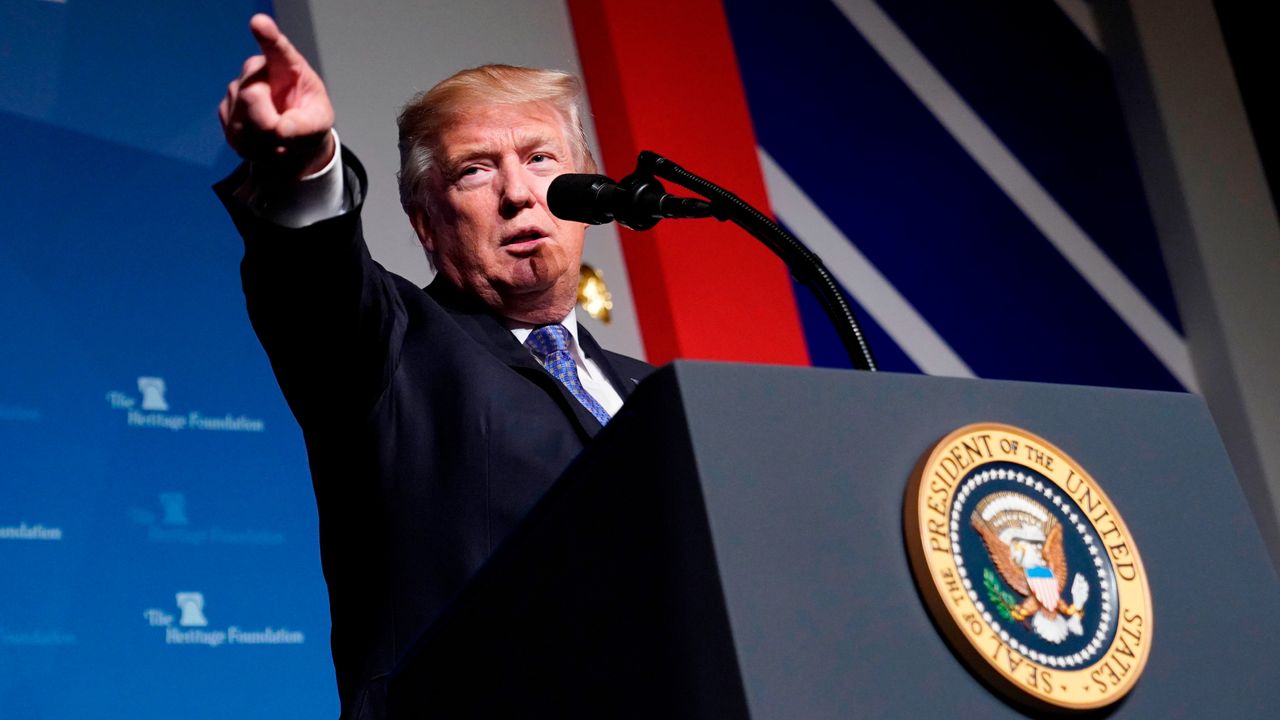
xmin=950 ymin=467 xmax=1116 ymax=668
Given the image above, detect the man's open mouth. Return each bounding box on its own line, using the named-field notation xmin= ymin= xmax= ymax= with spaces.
xmin=502 ymin=229 xmax=547 ymax=248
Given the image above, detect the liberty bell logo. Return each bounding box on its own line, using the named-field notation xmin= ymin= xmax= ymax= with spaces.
xmin=138 ymin=377 xmax=169 ymax=411
xmin=176 ymin=592 xmax=208 ymax=627
xmin=159 ymin=492 xmax=189 ymax=526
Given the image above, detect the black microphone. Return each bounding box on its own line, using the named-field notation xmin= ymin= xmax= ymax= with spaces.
xmin=548 ymin=173 xmax=713 ymax=231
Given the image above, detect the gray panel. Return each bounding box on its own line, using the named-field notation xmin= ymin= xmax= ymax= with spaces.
xmin=670 ymin=362 xmax=1279 ymax=718
xmin=1098 ymin=0 xmax=1280 ymax=567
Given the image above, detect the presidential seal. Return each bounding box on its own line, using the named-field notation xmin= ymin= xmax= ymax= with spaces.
xmin=904 ymin=423 xmax=1152 ymax=711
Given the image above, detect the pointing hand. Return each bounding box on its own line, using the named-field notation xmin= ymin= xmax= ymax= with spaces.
xmin=218 ymin=14 xmax=335 ymax=177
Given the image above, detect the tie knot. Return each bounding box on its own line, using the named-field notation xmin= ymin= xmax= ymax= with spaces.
xmin=525 ymin=324 xmax=571 ymax=357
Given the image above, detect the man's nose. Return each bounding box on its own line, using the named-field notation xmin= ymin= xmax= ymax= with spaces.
xmin=498 ymin=163 xmax=535 ymax=217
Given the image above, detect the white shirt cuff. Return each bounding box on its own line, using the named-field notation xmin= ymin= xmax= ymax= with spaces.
xmin=233 ymin=129 xmax=349 ymax=228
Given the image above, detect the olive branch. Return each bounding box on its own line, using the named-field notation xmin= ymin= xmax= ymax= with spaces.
xmin=983 ymin=567 xmax=1020 ymax=621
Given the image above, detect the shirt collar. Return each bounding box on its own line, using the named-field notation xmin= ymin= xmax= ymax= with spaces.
xmin=508 ymin=307 xmax=581 ymax=351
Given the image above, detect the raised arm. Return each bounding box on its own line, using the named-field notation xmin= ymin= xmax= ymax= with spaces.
xmin=216 ymin=16 xmax=402 ymax=428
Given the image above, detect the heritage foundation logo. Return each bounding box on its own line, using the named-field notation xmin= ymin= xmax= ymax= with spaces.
xmin=0 ymin=627 xmax=77 ymax=646
xmin=128 ymin=492 xmax=285 ymax=546
xmin=106 ymin=375 xmax=265 ymax=433
xmin=0 ymin=521 xmax=63 ymax=541
xmin=176 ymin=591 xmax=209 ymax=627
xmin=137 ymin=376 xmax=170 ymax=411
xmin=143 ymin=592 xmax=305 ymax=647
xmin=160 ymin=492 xmax=189 ymax=526
xmin=0 ymin=403 xmax=41 ymax=422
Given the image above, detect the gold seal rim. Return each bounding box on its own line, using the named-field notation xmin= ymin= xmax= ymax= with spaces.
xmin=904 ymin=422 xmax=1154 ymax=711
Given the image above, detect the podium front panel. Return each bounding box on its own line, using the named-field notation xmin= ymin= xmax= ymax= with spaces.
xmin=672 ymin=362 xmax=1278 ymax=718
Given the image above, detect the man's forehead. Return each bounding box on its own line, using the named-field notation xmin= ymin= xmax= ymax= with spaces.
xmin=437 ymin=102 xmax=570 ymax=158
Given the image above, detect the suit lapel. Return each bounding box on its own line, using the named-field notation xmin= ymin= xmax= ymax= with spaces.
xmin=577 ymin=325 xmax=640 ymax=400
xmin=426 ymin=279 xmax=602 ymax=440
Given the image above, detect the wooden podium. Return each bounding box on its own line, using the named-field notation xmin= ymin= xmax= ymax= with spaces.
xmin=387 ymin=362 xmax=1280 ymax=718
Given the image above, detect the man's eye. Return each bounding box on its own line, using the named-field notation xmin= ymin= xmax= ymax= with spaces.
xmin=460 ymin=167 xmax=481 ymax=176
xmin=530 ymin=154 xmax=549 ymax=163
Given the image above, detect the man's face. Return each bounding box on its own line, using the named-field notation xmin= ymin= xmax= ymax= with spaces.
xmin=414 ymin=102 xmax=587 ymax=324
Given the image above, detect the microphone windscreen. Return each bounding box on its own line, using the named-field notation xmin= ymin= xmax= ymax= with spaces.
xmin=548 ymin=174 xmax=617 ymax=225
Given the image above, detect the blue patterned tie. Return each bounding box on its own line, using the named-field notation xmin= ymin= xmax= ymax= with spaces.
xmin=525 ymin=324 xmax=611 ymax=426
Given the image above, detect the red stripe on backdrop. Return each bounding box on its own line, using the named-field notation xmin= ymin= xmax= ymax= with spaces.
xmin=566 ymin=0 xmax=810 ymax=366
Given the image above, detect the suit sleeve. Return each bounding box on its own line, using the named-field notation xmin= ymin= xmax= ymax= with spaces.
xmin=214 ymin=148 xmax=407 ymax=428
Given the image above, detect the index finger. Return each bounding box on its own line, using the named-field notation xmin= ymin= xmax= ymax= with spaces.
xmin=249 ymin=13 xmax=303 ymax=68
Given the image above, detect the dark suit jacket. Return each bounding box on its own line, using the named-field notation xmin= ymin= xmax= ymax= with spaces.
xmin=215 ymin=150 xmax=654 ymax=719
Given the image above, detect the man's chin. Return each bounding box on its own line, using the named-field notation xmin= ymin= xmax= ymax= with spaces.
xmin=504 ymin=261 xmax=564 ymax=294
xmin=496 ymin=282 xmax=577 ymax=324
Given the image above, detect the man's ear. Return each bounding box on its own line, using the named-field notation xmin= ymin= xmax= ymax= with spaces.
xmin=410 ymin=208 xmax=435 ymax=254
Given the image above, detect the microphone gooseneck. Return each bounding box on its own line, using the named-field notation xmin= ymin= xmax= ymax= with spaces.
xmin=547 ymin=154 xmax=877 ymax=372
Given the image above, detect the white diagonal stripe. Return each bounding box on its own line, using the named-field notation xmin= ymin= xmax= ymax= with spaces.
xmin=1054 ymin=0 xmax=1104 ymax=52
xmin=831 ymin=0 xmax=1197 ymax=391
xmin=758 ymin=148 xmax=974 ymax=378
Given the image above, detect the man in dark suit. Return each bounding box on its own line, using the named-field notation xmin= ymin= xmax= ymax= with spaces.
xmin=216 ymin=14 xmax=652 ymax=719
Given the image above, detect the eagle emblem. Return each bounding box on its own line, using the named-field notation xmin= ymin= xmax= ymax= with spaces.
xmin=972 ymin=491 xmax=1090 ymax=643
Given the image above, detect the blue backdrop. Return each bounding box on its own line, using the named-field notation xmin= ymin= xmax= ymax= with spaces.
xmin=0 ymin=1 xmax=336 ymax=716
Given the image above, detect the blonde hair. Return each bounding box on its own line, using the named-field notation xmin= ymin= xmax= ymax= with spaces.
xmin=397 ymin=64 xmax=596 ymax=216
